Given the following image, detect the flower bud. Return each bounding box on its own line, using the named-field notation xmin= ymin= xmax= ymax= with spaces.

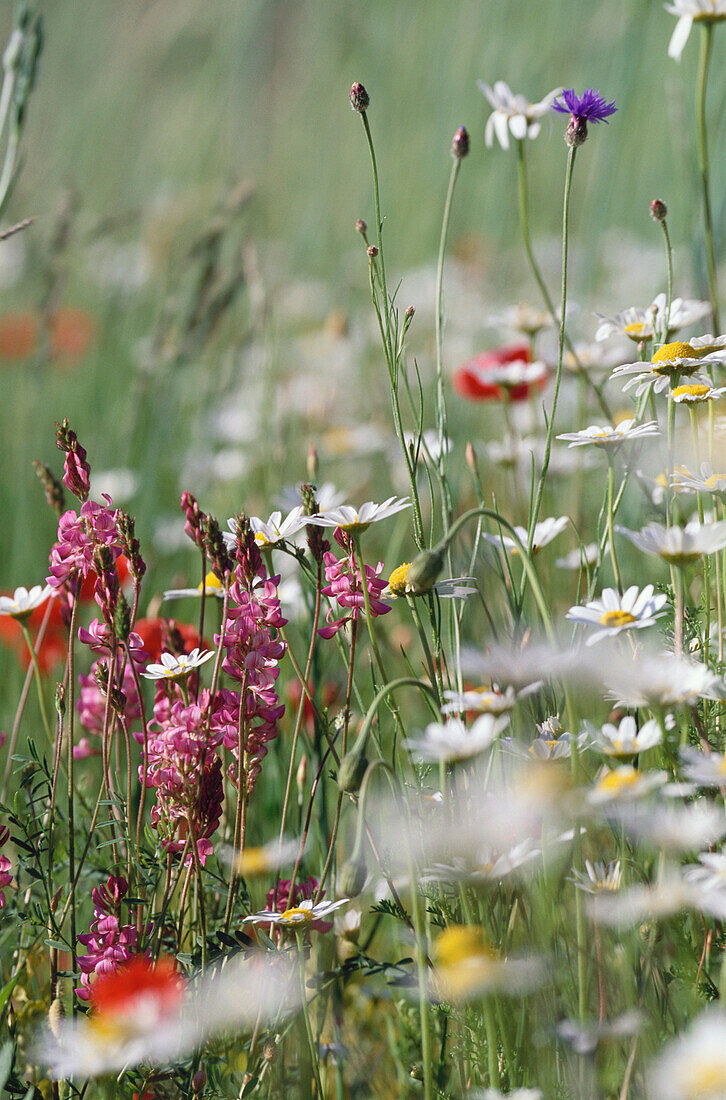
xmin=192 ymin=1069 xmax=207 ymax=1093
xmin=34 ymin=460 xmax=66 ymax=517
xmin=405 ymin=305 xmax=415 ymax=320
xmin=337 ymin=743 xmax=368 ymax=794
xmin=307 ymin=444 xmax=318 ymax=482
xmin=55 ymin=683 xmax=66 ymax=717
xmin=296 ymin=753 xmax=307 ymax=795
xmin=338 ymin=857 xmax=367 ymax=898
xmin=451 ymin=125 xmax=469 ymax=159
xmin=349 ymin=81 xmax=370 ymax=113
xmin=650 ymin=199 xmax=667 ymax=222
xmin=465 ymin=441 xmax=478 ymax=477
xmin=355 ymin=218 xmax=367 ymax=236
xmin=367 ymin=244 xmax=378 ymax=258
xmin=565 ymin=115 xmax=588 ymax=147
xmin=403 ymin=547 xmax=445 ymax=595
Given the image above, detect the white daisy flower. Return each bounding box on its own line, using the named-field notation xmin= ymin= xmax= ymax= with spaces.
xmin=666 ymin=0 xmax=726 ymax=60
xmin=595 ymin=295 xmax=710 ymax=342
xmin=589 ymin=716 xmax=663 ymax=760
xmin=306 ymin=496 xmax=411 ymax=534
xmin=586 ymin=869 xmax=695 ymax=927
xmin=141 ymin=648 xmax=214 ymax=681
xmin=404 ymin=714 xmax=509 ymax=763
xmin=243 ymin=897 xmax=348 ymax=927
xmin=469 ymin=1089 xmax=543 ymax=1100
xmin=608 ymin=799 xmax=726 ymax=852
xmin=607 ymin=652 xmax=726 ymax=707
xmin=611 ymin=340 xmax=718 ymax=396
xmin=566 ymin=584 xmax=668 ymax=645
xmin=557 ymin=419 xmax=660 ymax=449
xmin=681 ymin=745 xmax=726 ymax=787
xmin=670 ymin=380 xmax=726 ymax=403
xmin=568 ymin=858 xmax=623 ymax=895
xmin=587 ymin=765 xmax=667 ymax=805
xmin=618 ymin=518 xmax=726 ymax=565
xmin=556 ymin=543 xmax=600 ymax=570
xmin=477 ymin=80 xmax=562 ymax=149
xmin=678 ymin=463 xmax=726 ymax=495
xmin=223 ymin=507 xmax=309 ymax=550
xmin=163 ymin=571 xmax=227 ymax=602
xmin=441 ymin=685 xmax=519 ymax=715
xmin=483 ymin=515 xmax=568 ymax=555
xmin=0 ymin=584 xmax=52 ymax=620
xmin=648 ymin=1009 xmax=726 ymax=1100
xmin=484 ymin=302 xmax=552 ymax=337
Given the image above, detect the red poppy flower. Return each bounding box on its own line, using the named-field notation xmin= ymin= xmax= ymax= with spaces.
xmin=453 ymin=343 xmax=547 ymax=402
xmin=49 ymin=306 xmax=96 ymax=363
xmin=0 ymin=594 xmax=67 ymax=672
xmin=0 ymin=311 xmax=38 ymax=361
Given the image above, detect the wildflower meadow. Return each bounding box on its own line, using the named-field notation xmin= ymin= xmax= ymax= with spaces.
xmin=8 ymin=1 xmax=726 ymax=1097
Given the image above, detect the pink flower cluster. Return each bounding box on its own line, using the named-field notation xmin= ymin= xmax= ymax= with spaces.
xmin=76 ymin=875 xmax=147 ymax=1000
xmin=141 ymin=694 xmax=224 ymax=866
xmin=47 ymin=497 xmax=122 ymax=592
xmin=76 ymin=652 xmax=144 ymax=760
xmin=218 ymin=522 xmax=287 ymax=794
xmin=0 ymin=827 xmax=12 ymax=909
xmin=319 ymin=537 xmax=391 ymax=638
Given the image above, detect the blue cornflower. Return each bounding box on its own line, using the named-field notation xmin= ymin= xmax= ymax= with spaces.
xmin=552 ymin=88 xmax=617 ymax=123
xmin=552 ymin=89 xmax=617 ymax=146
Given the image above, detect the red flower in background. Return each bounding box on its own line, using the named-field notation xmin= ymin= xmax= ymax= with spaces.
xmin=453 ymin=343 xmax=548 ymax=402
xmin=133 ymin=617 xmax=203 ymax=663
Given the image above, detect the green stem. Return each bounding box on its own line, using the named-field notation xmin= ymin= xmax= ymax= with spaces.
xmin=696 ymin=23 xmax=720 ymax=334
xmin=528 ymin=145 xmax=577 ymax=551
xmin=361 ymin=111 xmax=388 ymax=321
xmin=296 ymin=934 xmax=324 ymax=1097
xmin=660 ymin=217 xmax=674 ymax=344
xmin=407 ymin=846 xmax=433 ymax=1100
xmin=19 ymin=621 xmax=53 ymax=747
xmin=606 ymin=461 xmax=623 ymax=592
xmin=434 ymin=156 xmax=461 ymax=497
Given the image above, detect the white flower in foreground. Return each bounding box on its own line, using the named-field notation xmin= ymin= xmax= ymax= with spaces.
xmin=405 ymin=714 xmax=509 ymax=763
xmin=306 ymin=496 xmax=411 ymax=534
xmin=566 ymin=584 xmax=668 ymax=645
xmin=648 ymin=1008 xmax=726 ymax=1100
xmin=557 ymin=419 xmax=660 ymax=449
xmin=483 ymin=516 xmax=568 ymax=555
xmin=244 ymin=897 xmax=348 ymax=928
xmin=141 ymin=648 xmax=214 ymax=681
xmin=587 ymin=869 xmax=697 ymax=927
xmin=34 ymin=953 xmax=298 ymax=1080
xmin=0 ymin=584 xmax=52 ymax=620
xmin=465 ymin=357 xmax=548 ymax=392
xmin=607 ymin=652 xmax=726 ymax=707
xmin=478 ymin=79 xmax=562 ymax=149
xmin=605 ymin=799 xmax=726 ymax=852
xmin=556 ymin=543 xmax=600 ymax=570
xmin=226 ymin=837 xmax=301 ymax=877
xmin=679 ymin=463 xmax=726 ymax=495
xmin=470 ymin=1088 xmax=543 ymax=1100
xmin=441 ymin=685 xmax=521 ymax=716
xmin=431 ymin=924 xmax=545 ymax=1004
xmin=685 ymin=851 xmax=726 ymax=891
xmin=611 ymin=340 xmax=720 ymax=395
xmin=617 ymin=519 xmax=726 ymax=566
xmin=681 ymin=745 xmax=726 ymax=787
xmin=163 ymin=571 xmax=226 ymax=602
xmin=223 ymin=507 xmax=309 ymax=550
xmin=569 ymin=859 xmax=622 ymax=895
xmin=666 ymin=0 xmax=726 ymax=60
xmin=588 ymin=765 xmax=667 ymax=805
xmin=589 ymin=716 xmax=662 ymax=760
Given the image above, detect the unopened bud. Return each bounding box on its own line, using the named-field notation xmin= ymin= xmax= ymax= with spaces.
xmin=565 ymin=115 xmax=588 ymax=148
xmin=48 ymin=999 xmax=64 ymax=1038
xmin=263 ymin=1039 xmax=278 ymax=1064
xmin=192 ymin=1069 xmax=207 ymax=1092
xmin=50 ymin=886 xmax=63 ymax=912
xmin=338 ymin=857 xmax=367 ymax=898
xmin=650 ymin=198 xmax=667 ymax=222
xmin=307 ymin=444 xmax=318 ymax=482
xmin=451 ymin=125 xmax=469 ymax=159
xmin=349 ymin=81 xmax=369 ymax=113
xmin=405 ymin=305 xmax=415 ymax=320
xmin=55 ymin=683 xmax=66 ymax=717
xmin=410 ymin=1064 xmax=423 ymax=1081
xmin=367 ymin=244 xmax=378 ymax=258
xmin=355 ymin=218 xmax=367 ymax=236
xmin=33 ymin=460 xmax=66 ymax=517
xmin=465 ymin=441 xmax=478 ymax=476
xmin=296 ymin=754 xmax=307 ymax=795
xmin=404 ymin=547 xmax=445 ymax=596
xmin=337 ymin=742 xmax=368 ymax=794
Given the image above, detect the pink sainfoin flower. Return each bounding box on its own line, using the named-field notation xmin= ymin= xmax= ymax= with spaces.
xmin=319 ymin=529 xmax=391 ymax=638
xmin=265 ymin=875 xmax=333 ymax=933
xmin=218 ymin=518 xmax=287 ymax=794
xmin=47 ymin=496 xmax=122 ymax=592
xmin=56 ymin=418 xmax=91 ymax=503
xmin=0 ymin=826 xmax=12 ymax=909
xmin=76 ymin=654 xmax=143 ymax=757
xmin=78 ymin=617 xmax=148 ymax=664
xmin=76 ymin=876 xmax=148 ymax=1000
xmin=141 ymin=695 xmax=224 ymax=866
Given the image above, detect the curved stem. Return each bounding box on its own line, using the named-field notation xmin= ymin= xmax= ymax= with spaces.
xmin=696 ymin=23 xmax=720 ymax=334
xmin=606 ymin=461 xmax=623 ymax=592
xmin=434 ymin=156 xmax=461 ymax=497
xmin=660 ymin=217 xmax=674 ymax=344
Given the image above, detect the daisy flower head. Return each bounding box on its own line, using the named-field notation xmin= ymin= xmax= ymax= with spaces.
xmin=595 ymin=304 xmax=658 ymax=344
xmin=243 ymin=896 xmax=347 ymax=930
xmin=405 ymin=714 xmax=509 ymax=764
xmin=441 ymin=685 xmax=520 ymax=716
xmin=552 ymin=88 xmax=617 ymax=146
xmin=0 ymin=584 xmax=52 ymax=620
xmin=163 ymin=570 xmax=226 ymax=602
xmin=607 ymin=652 xmax=726 ymax=708
xmin=647 ymin=1008 xmax=726 ymax=1100
xmin=610 ymin=799 xmax=726 ymax=853
xmin=431 ymin=923 xmax=545 ymax=1003
xmin=383 ymin=561 xmax=477 ymax=600
xmin=587 ymin=764 xmax=667 ymax=805
xmin=589 ymin=715 xmax=662 ymax=760
xmin=306 ymin=496 xmax=410 ymax=535
xmin=667 ymin=1 xmax=726 ymax=61
xmin=611 ymin=341 xmax=712 ymax=396
xmin=566 ymin=584 xmax=668 ymax=645
xmin=681 ymin=745 xmax=726 ymax=787
xmin=141 ymin=647 xmax=214 ymax=681
xmin=478 ymin=80 xmax=562 ymax=149
xmin=556 ymin=543 xmax=600 ymax=570
xmin=557 ymin=419 xmax=660 ymax=450
xmin=617 ymin=518 xmax=726 ymax=566
xmin=569 ymin=858 xmax=623 ymax=895
xmin=670 ymin=380 xmax=726 ymax=403
xmin=483 ymin=515 xmax=568 ymax=556
xmin=223 ymin=507 xmax=308 ymax=550
xmin=679 ymin=463 xmax=726 ymax=495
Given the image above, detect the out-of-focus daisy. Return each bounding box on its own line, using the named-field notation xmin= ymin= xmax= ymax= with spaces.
xmin=243 ymin=897 xmax=347 ymax=929
xmin=568 ymin=858 xmax=623 ymax=895
xmin=484 ymin=302 xmax=552 ymax=338
xmin=163 ymin=571 xmax=226 ymax=602
xmin=608 ymin=800 xmax=726 ymax=852
xmin=0 ymin=584 xmax=52 ymax=621
xmin=403 ymin=429 xmax=451 ymax=465
xmin=276 ymin=481 xmax=346 ymax=513
xmin=586 ymin=869 xmax=696 ymax=926
xmin=671 ymin=380 xmax=726 ymax=403
xmin=384 ymin=561 xmax=477 ymax=601
xmin=405 ymin=714 xmax=509 ymax=763
xmin=647 ymin=1009 xmax=726 ymax=1100
xmin=431 ymin=924 xmax=545 ymax=1003
xmin=556 ymin=543 xmax=600 ymax=570
xmin=566 ymin=584 xmax=668 ymax=645
xmin=595 ymin=295 xmax=710 ymax=342
xmin=588 ymin=716 xmax=662 ymax=760
xmin=306 ymin=497 xmax=410 ymax=534
xmin=679 ymin=463 xmax=726 ymax=495
xmin=483 ymin=516 xmax=568 ymax=555
xmin=666 ymin=1 xmax=726 ymax=60
xmin=478 ymin=80 xmax=562 ymax=149
xmin=441 ymin=685 xmax=521 ymax=715
xmin=469 ymin=1089 xmax=543 ymax=1100
xmin=607 ymin=652 xmax=726 ymax=707
xmin=514 ymin=719 xmax=576 ymax=761
xmin=228 ymin=838 xmax=301 ymax=877
xmin=141 ymin=648 xmax=214 ymax=681
xmin=681 ymin=745 xmax=726 ymax=787
xmin=587 ymin=765 xmax=667 ymax=805
xmin=484 ymin=434 xmax=539 ymax=468
xmin=557 ymin=418 xmax=660 ymax=450
xmin=617 ymin=518 xmax=726 ymax=565
xmin=34 ymin=953 xmax=298 ymax=1080
xmin=562 ymin=340 xmax=622 ymax=376
xmin=557 ymin=1012 xmax=642 ymax=1055
xmin=612 ymin=341 xmax=718 ymax=395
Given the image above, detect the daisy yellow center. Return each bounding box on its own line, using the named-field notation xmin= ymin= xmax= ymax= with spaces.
xmin=598 ymin=767 xmax=639 ymax=794
xmin=255 ymin=531 xmax=276 ymax=547
xmin=624 ymin=322 xmax=648 ymax=339
xmin=694 ymin=11 xmax=726 ymax=22
xmin=197 ymin=571 xmax=222 ymax=594
xmin=599 ymin=609 xmax=637 ymax=628
xmin=280 ymin=906 xmax=313 ymax=925
xmin=434 ymin=925 xmax=491 ymax=966
xmin=705 ymin=474 xmax=726 ymax=488
xmin=388 ymin=562 xmax=412 ymax=596
xmin=672 ymin=384 xmax=710 ymax=400
xmin=651 ymin=341 xmax=697 ymax=373
xmin=684 ymin=1060 xmax=726 ymax=1095
xmin=236 ymin=847 xmax=271 ymax=876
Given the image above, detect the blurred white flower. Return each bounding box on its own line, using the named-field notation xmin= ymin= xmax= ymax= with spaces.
xmin=478 ymin=80 xmax=562 ymax=149
xmin=587 ymin=765 xmax=667 ymax=805
xmin=483 ymin=516 xmax=568 ymax=555
xmin=0 ymin=584 xmax=52 ymax=620
xmin=607 ymin=652 xmax=726 ymax=707
xmin=588 ymin=716 xmax=662 ymax=760
xmin=556 ymin=543 xmax=600 ymax=570
xmin=405 ymin=714 xmax=509 ymax=764
xmin=647 ymin=1008 xmax=726 ymax=1099
xmin=617 ymin=519 xmax=726 ymax=565
xmin=666 ymin=1 xmax=726 ymax=61
xmin=681 ymin=745 xmax=726 ymax=787
xmin=568 ymin=858 xmax=623 ymax=895
xmin=601 ymin=799 xmax=726 ymax=852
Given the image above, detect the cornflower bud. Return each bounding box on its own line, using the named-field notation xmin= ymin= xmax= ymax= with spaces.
xmin=565 ymin=115 xmax=588 ymax=147
xmin=349 ymin=81 xmax=369 ymax=113
xmin=650 ymin=198 xmax=668 ymax=222
xmin=451 ymin=125 xmax=469 ymax=158
xmin=34 ymin=459 xmax=66 ymax=516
